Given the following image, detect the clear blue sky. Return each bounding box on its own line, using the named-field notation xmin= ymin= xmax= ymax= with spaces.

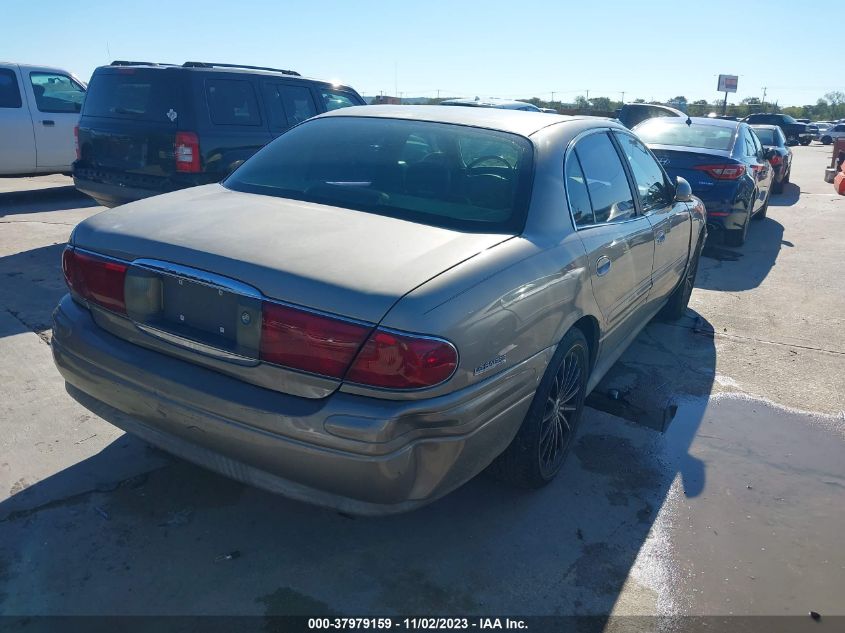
xmin=2 ymin=0 xmax=833 ymax=106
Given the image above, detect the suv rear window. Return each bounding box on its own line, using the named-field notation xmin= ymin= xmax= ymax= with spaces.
xmin=205 ymin=79 xmax=261 ymax=126
xmin=83 ymin=69 xmax=180 ymax=122
xmin=225 ymin=116 xmax=534 ymax=233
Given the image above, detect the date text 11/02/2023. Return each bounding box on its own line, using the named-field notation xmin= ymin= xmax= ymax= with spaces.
xmin=307 ymin=618 xmax=529 ymax=630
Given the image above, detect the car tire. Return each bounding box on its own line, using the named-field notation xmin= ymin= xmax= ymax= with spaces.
xmin=754 ymin=193 xmax=769 ymax=220
xmin=799 ymin=139 xmax=811 ymax=146
xmin=659 ymin=234 xmax=702 ymax=321
xmin=772 ymin=178 xmax=784 ymax=194
xmin=725 ymin=204 xmax=750 ymax=247
xmin=488 ymin=328 xmax=589 ymax=489
xmin=822 ymin=136 xmax=833 ymax=145
xmin=783 ymin=168 xmax=790 ymax=184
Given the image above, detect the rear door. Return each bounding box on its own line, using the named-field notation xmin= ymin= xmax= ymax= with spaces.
xmin=24 ymin=68 xmax=85 ymax=171
xmin=567 ymin=130 xmax=655 ymax=352
xmin=613 ymin=130 xmax=691 ymax=304
xmin=313 ymin=87 xmax=365 ymax=113
xmin=78 ymin=67 xmax=185 ymax=176
xmin=0 ymin=65 xmax=36 ymax=174
xmin=262 ymin=80 xmax=319 ymax=138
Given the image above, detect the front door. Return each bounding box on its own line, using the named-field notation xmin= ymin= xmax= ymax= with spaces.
xmin=567 ymin=130 xmax=655 ymax=353
xmin=613 ymin=130 xmax=692 ymax=303
xmin=24 ymin=68 xmax=85 ymax=171
xmin=0 ymin=66 xmax=36 ymax=174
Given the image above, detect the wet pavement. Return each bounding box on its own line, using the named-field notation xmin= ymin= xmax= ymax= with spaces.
xmin=1 ymin=145 xmax=844 ymax=624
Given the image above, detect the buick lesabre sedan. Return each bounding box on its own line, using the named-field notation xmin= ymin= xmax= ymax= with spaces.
xmin=53 ymin=106 xmax=706 ymax=515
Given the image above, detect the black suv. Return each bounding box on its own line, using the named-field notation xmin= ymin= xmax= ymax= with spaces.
xmin=741 ymin=113 xmax=812 ymax=146
xmin=73 ymin=61 xmax=365 ymax=207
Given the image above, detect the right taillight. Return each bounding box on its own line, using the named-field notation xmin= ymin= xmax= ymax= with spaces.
xmin=345 ymin=329 xmax=458 ymax=389
xmin=73 ymin=125 xmax=80 ymax=160
xmin=694 ymin=164 xmax=746 ymax=180
xmin=769 ymin=154 xmax=783 ymax=166
xmin=62 ymin=247 xmax=128 ymax=314
xmin=174 ymin=131 xmax=200 ymax=173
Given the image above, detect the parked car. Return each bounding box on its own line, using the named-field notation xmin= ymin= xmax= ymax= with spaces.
xmin=814 ymin=122 xmax=834 ymax=140
xmin=0 ymin=62 xmax=86 ymax=175
xmin=73 ymin=61 xmax=365 ymax=207
xmin=819 ymin=123 xmax=845 ymax=145
xmin=750 ymin=124 xmax=792 ymax=193
xmin=440 ymin=97 xmax=542 ymax=111
xmin=741 ymin=113 xmax=813 ymax=145
xmin=635 ymin=116 xmax=774 ymax=246
xmin=53 ymin=106 xmax=706 ymax=514
xmin=615 ymin=103 xmax=685 ymax=129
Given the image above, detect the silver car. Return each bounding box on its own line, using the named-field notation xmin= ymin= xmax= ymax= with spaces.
xmin=53 ymin=106 xmax=706 ymax=515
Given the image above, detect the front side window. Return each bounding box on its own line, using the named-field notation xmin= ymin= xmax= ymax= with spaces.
xmin=263 ymin=82 xmax=317 ymax=130
xmin=29 ymin=72 xmax=85 ymax=113
xmin=320 ymin=90 xmax=360 ymax=112
xmin=614 ymin=132 xmax=671 ymax=212
xmin=225 ymin=117 xmax=534 ymax=233
xmin=206 ymin=79 xmax=261 ymax=126
xmin=573 ymin=132 xmax=636 ymax=224
xmin=0 ymin=69 xmax=22 ymax=108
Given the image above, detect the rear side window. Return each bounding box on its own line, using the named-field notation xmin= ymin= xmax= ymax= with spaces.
xmin=29 ymin=72 xmax=85 ymax=113
xmin=752 ymin=128 xmax=776 ymax=145
xmin=0 ymin=69 xmax=22 ymax=108
xmin=565 ymin=154 xmax=594 ymax=226
xmin=263 ymin=82 xmax=317 ymax=130
xmin=206 ymin=79 xmax=261 ymax=126
xmin=83 ymin=70 xmax=181 ymax=122
xmin=573 ymin=132 xmax=636 ymax=224
xmin=613 ymin=132 xmax=671 ymax=212
xmin=320 ymin=90 xmax=360 ymax=111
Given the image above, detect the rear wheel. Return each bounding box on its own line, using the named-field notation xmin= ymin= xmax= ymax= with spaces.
xmin=489 ymin=328 xmax=589 ymax=488
xmin=799 ymin=139 xmax=811 ymax=146
xmin=772 ymin=179 xmax=784 ymax=194
xmin=725 ymin=204 xmax=750 ymax=247
xmin=754 ymin=192 xmax=770 ymax=220
xmin=822 ymin=136 xmax=833 ymax=145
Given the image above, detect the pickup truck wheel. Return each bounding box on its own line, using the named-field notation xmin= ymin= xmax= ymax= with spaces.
xmin=488 ymin=328 xmax=589 ymax=488
xmin=799 ymin=139 xmax=811 ymax=146
xmin=822 ymin=136 xmax=833 ymax=145
xmin=659 ymin=235 xmax=702 ymax=321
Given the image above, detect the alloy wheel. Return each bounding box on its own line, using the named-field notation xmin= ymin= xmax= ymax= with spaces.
xmin=538 ymin=349 xmax=583 ymax=478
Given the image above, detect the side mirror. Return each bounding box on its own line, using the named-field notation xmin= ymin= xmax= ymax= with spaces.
xmin=674 ymin=177 xmax=693 ymax=203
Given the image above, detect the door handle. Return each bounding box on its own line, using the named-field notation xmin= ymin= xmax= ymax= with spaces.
xmin=596 ymin=255 xmax=612 ymax=277
xmin=41 ymin=120 xmax=55 ymax=126
xmin=656 ymin=230 xmax=666 ymax=244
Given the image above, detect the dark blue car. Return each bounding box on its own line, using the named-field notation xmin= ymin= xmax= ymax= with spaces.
xmin=633 ymin=117 xmax=774 ymax=246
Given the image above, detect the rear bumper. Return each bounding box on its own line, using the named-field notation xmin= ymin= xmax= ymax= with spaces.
xmin=72 ymin=164 xmax=210 ymax=207
xmin=51 ymin=296 xmax=541 ymax=515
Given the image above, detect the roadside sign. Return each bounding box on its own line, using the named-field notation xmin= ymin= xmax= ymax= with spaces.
xmin=718 ymin=74 xmax=738 ymax=93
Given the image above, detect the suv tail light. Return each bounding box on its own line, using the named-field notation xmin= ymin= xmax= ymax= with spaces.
xmin=73 ymin=125 xmax=80 ymax=160
xmin=345 ymin=329 xmax=458 ymax=389
xmin=694 ymin=164 xmax=746 ymax=180
xmin=62 ymin=247 xmax=128 ymax=314
xmin=259 ymin=303 xmax=459 ymax=389
xmin=174 ymin=131 xmax=200 ymax=173
xmin=769 ymin=154 xmax=783 ymax=166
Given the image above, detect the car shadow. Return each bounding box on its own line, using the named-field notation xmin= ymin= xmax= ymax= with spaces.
xmin=0 ymin=306 xmax=716 ymax=624
xmin=697 ymin=217 xmax=786 ymax=292
xmin=0 ymin=186 xmax=98 ymax=218
xmin=769 ymin=182 xmax=800 ymax=207
xmin=0 ymin=243 xmax=66 ymax=341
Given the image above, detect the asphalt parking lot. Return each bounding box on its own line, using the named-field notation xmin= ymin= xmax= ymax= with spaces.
xmin=1 ymin=146 xmax=843 ymax=625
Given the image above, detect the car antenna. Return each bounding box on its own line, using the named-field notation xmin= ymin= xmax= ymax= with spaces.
xmin=686 ymin=116 xmax=692 ymax=126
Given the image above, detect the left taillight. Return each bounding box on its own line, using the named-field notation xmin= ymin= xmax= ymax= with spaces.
xmin=62 ymin=247 xmax=128 ymax=315
xmin=769 ymin=154 xmax=783 ymax=166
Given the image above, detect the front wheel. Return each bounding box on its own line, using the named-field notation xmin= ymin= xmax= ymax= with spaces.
xmin=799 ymin=139 xmax=811 ymax=146
xmin=822 ymin=136 xmax=833 ymax=145
xmin=660 ymin=236 xmax=702 ymax=321
xmin=489 ymin=328 xmax=589 ymax=488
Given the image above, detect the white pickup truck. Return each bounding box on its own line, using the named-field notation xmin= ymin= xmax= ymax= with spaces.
xmin=0 ymin=62 xmax=86 ymax=176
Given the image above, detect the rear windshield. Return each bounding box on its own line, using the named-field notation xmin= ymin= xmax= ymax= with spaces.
xmin=224 ymin=116 xmax=534 ymax=233
xmin=635 ymin=120 xmax=735 ymax=151
xmin=82 ymin=69 xmax=180 ymax=122
xmin=752 ymin=128 xmax=777 ymax=145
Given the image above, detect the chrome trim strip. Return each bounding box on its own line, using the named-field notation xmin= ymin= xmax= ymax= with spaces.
xmin=135 ymin=323 xmax=259 ymax=366
xmin=132 ymin=259 xmax=263 ymax=299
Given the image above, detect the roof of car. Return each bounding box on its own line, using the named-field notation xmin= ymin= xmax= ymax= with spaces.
xmin=749 ymin=124 xmax=780 ymax=129
xmin=316 ymin=104 xmax=590 ymax=137
xmin=439 ymin=98 xmax=539 ymax=110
